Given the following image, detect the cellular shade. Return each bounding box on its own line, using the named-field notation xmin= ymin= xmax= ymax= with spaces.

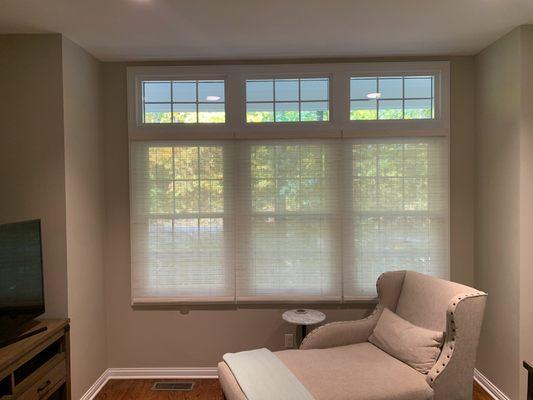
xmin=130 ymin=142 xmax=234 ymax=303
xmin=235 ymin=141 xmax=342 ymax=301
xmin=130 ymin=137 xmax=448 ymax=303
xmin=344 ymin=137 xmax=449 ymax=298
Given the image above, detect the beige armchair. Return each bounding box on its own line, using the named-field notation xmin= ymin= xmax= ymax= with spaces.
xmin=218 ymin=271 xmax=487 ymax=400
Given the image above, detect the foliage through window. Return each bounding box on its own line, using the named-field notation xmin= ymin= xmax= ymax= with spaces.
xmin=131 ymin=143 xmax=232 ymax=300
xmin=142 ymin=80 xmax=225 ymax=124
xmin=350 ymin=76 xmax=434 ymax=121
xmin=246 ymin=78 xmax=329 ymax=123
xmin=237 ymin=142 xmax=338 ymax=299
xmin=346 ymin=139 xmax=448 ymax=297
xmin=131 ymin=138 xmax=448 ymax=303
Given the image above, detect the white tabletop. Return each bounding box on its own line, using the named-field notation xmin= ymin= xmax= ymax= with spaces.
xmin=282 ymin=309 xmax=326 ymax=326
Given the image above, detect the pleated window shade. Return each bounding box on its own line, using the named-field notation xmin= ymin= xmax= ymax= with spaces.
xmin=130 ymin=142 xmax=234 ymax=303
xmin=343 ymin=137 xmax=449 ymax=298
xmin=130 ymin=137 xmax=448 ymax=304
xmin=235 ymin=141 xmax=342 ymax=302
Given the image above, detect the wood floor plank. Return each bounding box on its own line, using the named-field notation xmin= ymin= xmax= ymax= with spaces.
xmin=94 ymin=379 xmax=224 ymax=400
xmin=95 ymin=378 xmax=491 ymax=399
xmin=473 ymin=380 xmax=493 ymax=400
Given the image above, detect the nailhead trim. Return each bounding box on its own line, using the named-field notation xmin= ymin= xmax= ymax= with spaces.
xmin=426 ymin=291 xmax=487 ymax=387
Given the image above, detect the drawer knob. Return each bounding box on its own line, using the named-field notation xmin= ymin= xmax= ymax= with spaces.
xmin=37 ymin=379 xmax=51 ymax=392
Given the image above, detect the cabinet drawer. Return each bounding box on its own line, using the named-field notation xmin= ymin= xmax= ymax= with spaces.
xmin=17 ymin=361 xmax=65 ymax=400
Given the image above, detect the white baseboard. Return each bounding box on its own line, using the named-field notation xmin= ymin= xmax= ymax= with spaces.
xmin=106 ymin=367 xmax=218 ymax=379
xmin=79 ymin=370 xmax=110 ymax=400
xmin=474 ymin=368 xmax=511 ymax=400
xmin=80 ymin=367 xmax=218 ymax=400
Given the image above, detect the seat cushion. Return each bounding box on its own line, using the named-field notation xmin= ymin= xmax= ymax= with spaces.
xmin=275 ymin=342 xmax=433 ymax=400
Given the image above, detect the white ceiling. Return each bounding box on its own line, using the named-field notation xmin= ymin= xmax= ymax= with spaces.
xmin=1 ymin=0 xmax=533 ymax=62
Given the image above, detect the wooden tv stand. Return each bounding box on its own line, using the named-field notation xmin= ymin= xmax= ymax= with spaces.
xmin=0 ymin=319 xmax=70 ymax=400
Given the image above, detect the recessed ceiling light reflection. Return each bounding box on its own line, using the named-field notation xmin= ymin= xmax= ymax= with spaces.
xmin=366 ymin=92 xmax=381 ymax=99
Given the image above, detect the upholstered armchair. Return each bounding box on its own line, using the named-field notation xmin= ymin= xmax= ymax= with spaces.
xmin=218 ymin=271 xmax=487 ymax=400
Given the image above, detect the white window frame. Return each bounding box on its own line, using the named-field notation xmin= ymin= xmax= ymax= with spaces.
xmin=141 ymin=79 xmax=226 ymax=124
xmin=127 ymin=61 xmax=450 ymax=305
xmin=244 ymin=75 xmax=331 ymax=124
xmin=127 ymin=61 xmax=450 ymax=140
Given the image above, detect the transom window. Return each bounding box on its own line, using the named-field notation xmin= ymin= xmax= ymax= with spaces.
xmin=350 ymin=76 xmax=434 ymax=121
xmin=246 ymin=78 xmax=329 ymax=123
xmin=142 ymin=80 xmax=225 ymax=124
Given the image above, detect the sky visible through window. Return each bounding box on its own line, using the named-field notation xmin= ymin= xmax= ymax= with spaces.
xmin=143 ymin=80 xmax=225 ymax=123
xmin=350 ymin=76 xmax=434 ymax=120
xmin=140 ymin=76 xmax=435 ymax=124
xmin=246 ymin=78 xmax=329 ymax=123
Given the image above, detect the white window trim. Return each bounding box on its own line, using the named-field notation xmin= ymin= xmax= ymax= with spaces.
xmin=127 ymin=61 xmax=450 ymax=141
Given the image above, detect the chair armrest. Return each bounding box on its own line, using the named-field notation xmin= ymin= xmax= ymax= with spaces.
xmin=300 ymin=306 xmax=382 ymax=350
xmin=426 ymin=292 xmax=487 ymax=400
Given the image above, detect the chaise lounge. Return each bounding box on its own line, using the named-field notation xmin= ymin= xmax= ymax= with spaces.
xmin=218 ymin=270 xmax=487 ymax=400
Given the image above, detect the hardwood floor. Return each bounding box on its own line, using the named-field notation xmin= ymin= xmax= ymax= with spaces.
xmin=94 ymin=379 xmax=492 ymax=399
xmin=94 ymin=379 xmax=224 ymax=400
xmin=473 ymin=381 xmax=493 ymax=400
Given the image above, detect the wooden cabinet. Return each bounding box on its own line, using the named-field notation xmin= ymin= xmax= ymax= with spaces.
xmin=0 ymin=320 xmax=70 ymax=400
xmin=524 ymin=361 xmax=533 ymax=400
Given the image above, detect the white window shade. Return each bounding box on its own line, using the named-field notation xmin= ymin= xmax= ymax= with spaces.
xmin=130 ymin=141 xmax=234 ymax=303
xmin=130 ymin=137 xmax=448 ymax=304
xmin=235 ymin=141 xmax=342 ymax=302
xmin=343 ymin=137 xmax=449 ymax=298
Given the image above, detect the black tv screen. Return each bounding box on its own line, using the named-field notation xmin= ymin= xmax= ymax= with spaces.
xmin=0 ymin=220 xmax=44 ymax=341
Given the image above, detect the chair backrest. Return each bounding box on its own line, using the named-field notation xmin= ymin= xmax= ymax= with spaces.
xmin=393 ymin=271 xmax=481 ymax=332
xmin=378 ymin=270 xmax=487 ymax=399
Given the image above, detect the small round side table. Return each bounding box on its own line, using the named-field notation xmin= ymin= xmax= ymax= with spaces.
xmin=282 ymin=309 xmax=326 ymax=343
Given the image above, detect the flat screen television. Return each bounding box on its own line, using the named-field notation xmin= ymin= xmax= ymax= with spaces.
xmin=0 ymin=220 xmax=45 ymax=346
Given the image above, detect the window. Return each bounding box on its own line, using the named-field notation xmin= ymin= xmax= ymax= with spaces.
xmin=344 ymin=138 xmax=448 ymax=298
xmin=128 ymin=62 xmax=450 ymax=304
xmin=350 ymin=76 xmax=434 ymax=121
xmin=236 ymin=142 xmax=341 ymax=301
xmin=142 ymin=80 xmax=225 ymax=124
xmin=131 ymin=137 xmax=448 ymax=303
xmin=130 ymin=142 xmax=234 ymax=302
xmin=246 ymin=78 xmax=329 ymax=123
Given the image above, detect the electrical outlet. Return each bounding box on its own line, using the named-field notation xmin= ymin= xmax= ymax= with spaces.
xmin=284 ymin=333 xmax=294 ymax=349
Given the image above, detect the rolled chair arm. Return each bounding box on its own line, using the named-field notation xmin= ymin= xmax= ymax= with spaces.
xmin=426 ymin=292 xmax=487 ymax=400
xmin=301 ymin=271 xmax=406 ymax=350
xmin=300 ymin=306 xmax=382 ymax=350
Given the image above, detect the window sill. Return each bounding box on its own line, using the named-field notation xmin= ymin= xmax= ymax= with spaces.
xmin=131 ymin=297 xmax=378 ymax=310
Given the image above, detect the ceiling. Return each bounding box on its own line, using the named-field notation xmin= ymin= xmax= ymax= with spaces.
xmin=1 ymin=0 xmax=533 ymax=62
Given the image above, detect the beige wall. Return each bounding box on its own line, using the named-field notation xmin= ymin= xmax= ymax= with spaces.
xmin=62 ymin=37 xmax=108 ymax=400
xmin=519 ymin=25 xmax=533 ymax=400
xmin=0 ymin=33 xmax=108 ymax=399
xmin=474 ymin=26 xmax=533 ymax=400
xmin=0 ymin=34 xmax=68 ymax=318
xmin=102 ymin=56 xmax=476 ymax=368
xmin=450 ymin=57 xmax=476 ymax=287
